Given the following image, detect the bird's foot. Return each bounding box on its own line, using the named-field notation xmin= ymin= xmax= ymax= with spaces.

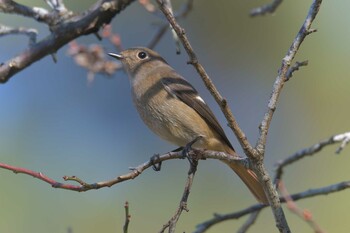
xmin=149 ymin=154 xmax=162 ymax=171
xmin=183 ymin=136 xmax=202 ymax=174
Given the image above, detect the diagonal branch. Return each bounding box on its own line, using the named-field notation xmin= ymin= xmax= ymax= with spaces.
xmin=0 ymin=0 xmax=136 ymax=83
xmin=255 ymin=0 xmax=322 ymax=156
xmin=155 ymin=0 xmax=256 ymax=158
xmin=250 ymin=0 xmax=284 ymax=17
xmin=274 ymin=131 xmax=350 ymax=183
xmin=194 ymin=181 xmax=350 ymax=233
xmin=159 ymin=161 xmax=198 ymax=233
xmin=237 ymin=211 xmax=261 ymax=233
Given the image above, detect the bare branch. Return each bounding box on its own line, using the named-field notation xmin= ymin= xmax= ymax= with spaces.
xmin=256 ymin=0 xmax=322 ymax=156
xmin=0 ymin=0 xmax=136 ymax=83
xmin=250 ymin=0 xmax=283 ymax=17
xmin=279 ymin=182 xmax=326 ymax=233
xmin=44 ymin=0 xmax=68 ymax=13
xmin=194 ymin=181 xmax=350 ymax=233
xmin=275 ymin=131 xmax=350 ymax=183
xmin=0 ymin=149 xmax=249 ymax=192
xmin=123 ymin=201 xmax=131 ymax=233
xmin=148 ymin=0 xmax=194 ymax=50
xmin=0 ymin=24 xmax=38 ymax=46
xmin=0 ymin=0 xmax=52 ymax=24
xmin=237 ymin=211 xmax=261 ymax=233
xmin=334 ymin=132 xmax=350 ymax=154
xmin=159 ymin=161 xmax=198 ymax=233
xmin=286 ymin=60 xmax=309 ymax=81
xmin=155 ymin=0 xmax=256 ymax=158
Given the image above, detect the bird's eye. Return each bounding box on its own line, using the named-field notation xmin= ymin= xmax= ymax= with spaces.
xmin=137 ymin=51 xmax=147 ymax=59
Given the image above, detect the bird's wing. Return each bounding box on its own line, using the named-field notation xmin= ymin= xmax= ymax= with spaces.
xmin=161 ymin=76 xmax=234 ymax=151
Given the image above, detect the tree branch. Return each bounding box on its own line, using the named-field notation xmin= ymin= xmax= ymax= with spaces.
xmin=0 ymin=149 xmax=248 ymax=192
xmin=0 ymin=0 xmax=52 ymax=24
xmin=155 ymin=0 xmax=256 ymax=158
xmin=194 ymin=181 xmax=350 ymax=233
xmin=123 ymin=201 xmax=131 ymax=233
xmin=237 ymin=211 xmax=261 ymax=233
xmin=250 ymin=0 xmax=284 ymax=17
xmin=274 ymin=131 xmax=350 ymax=183
xmin=159 ymin=161 xmax=198 ymax=233
xmin=256 ymin=0 xmax=322 ymax=155
xmin=279 ymin=181 xmax=326 ymax=233
xmin=0 ymin=24 xmax=38 ymax=46
xmin=0 ymin=0 xmax=136 ymax=83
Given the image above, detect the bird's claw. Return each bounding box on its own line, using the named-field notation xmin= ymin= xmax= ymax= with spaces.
xmin=150 ymin=154 xmax=162 ymax=171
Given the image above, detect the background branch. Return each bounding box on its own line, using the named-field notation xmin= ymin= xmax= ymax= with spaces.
xmin=274 ymin=131 xmax=350 ymax=183
xmin=195 ymin=180 xmax=350 ymax=233
xmin=0 ymin=24 xmax=38 ymax=46
xmin=250 ymin=0 xmax=284 ymax=17
xmin=0 ymin=0 xmax=136 ymax=83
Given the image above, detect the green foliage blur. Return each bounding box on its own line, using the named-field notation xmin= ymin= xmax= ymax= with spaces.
xmin=1 ymin=1 xmax=350 ymax=232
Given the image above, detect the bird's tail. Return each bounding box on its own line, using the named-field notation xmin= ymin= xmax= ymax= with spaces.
xmin=223 ymin=148 xmax=269 ymax=204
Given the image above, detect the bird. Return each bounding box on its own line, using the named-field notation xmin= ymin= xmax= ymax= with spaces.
xmin=108 ymin=47 xmax=268 ymax=204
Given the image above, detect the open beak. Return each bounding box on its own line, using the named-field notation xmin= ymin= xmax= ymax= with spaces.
xmin=108 ymin=53 xmax=123 ymax=60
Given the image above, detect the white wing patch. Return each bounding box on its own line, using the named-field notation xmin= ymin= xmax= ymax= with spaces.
xmin=195 ymin=95 xmax=205 ymax=104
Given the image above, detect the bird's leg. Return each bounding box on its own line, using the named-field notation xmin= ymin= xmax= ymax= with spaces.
xmin=183 ymin=136 xmax=202 ymax=174
xmin=150 ymin=154 xmax=162 ymax=171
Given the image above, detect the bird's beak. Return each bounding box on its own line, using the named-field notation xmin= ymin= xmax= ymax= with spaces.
xmin=108 ymin=52 xmax=123 ymax=60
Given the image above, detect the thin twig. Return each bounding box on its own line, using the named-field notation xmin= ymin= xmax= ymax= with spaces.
xmin=0 ymin=0 xmax=52 ymax=24
xmin=45 ymin=0 xmax=68 ymax=13
xmin=250 ymin=0 xmax=284 ymax=17
xmin=237 ymin=211 xmax=261 ymax=233
xmin=279 ymin=181 xmax=327 ymax=233
xmin=123 ymin=201 xmax=131 ymax=233
xmin=286 ymin=60 xmax=309 ymax=81
xmin=194 ymin=181 xmax=350 ymax=233
xmin=274 ymin=131 xmax=350 ymax=183
xmin=159 ymin=161 xmax=198 ymax=233
xmin=0 ymin=24 xmax=38 ymax=46
xmin=148 ymin=0 xmax=194 ymax=50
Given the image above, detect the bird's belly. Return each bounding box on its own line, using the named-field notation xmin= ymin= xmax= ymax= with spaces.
xmin=135 ymin=98 xmax=210 ymax=148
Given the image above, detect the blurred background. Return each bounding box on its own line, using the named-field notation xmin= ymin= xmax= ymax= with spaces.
xmin=1 ymin=0 xmax=349 ymax=232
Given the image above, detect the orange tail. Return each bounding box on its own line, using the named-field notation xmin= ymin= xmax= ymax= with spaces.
xmin=221 ymin=146 xmax=268 ymax=204
xmin=227 ymin=161 xmax=269 ymax=204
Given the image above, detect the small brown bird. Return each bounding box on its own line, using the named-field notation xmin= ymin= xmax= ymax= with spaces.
xmin=109 ymin=47 xmax=268 ymax=204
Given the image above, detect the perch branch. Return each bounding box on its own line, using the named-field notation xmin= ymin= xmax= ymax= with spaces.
xmin=0 ymin=149 xmax=249 ymax=192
